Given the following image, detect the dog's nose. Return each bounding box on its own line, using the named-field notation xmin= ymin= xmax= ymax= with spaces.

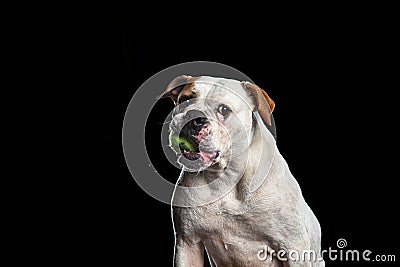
xmin=191 ymin=117 xmax=208 ymax=132
xmin=184 ymin=110 xmax=208 ymax=130
xmin=193 ymin=117 xmax=207 ymax=127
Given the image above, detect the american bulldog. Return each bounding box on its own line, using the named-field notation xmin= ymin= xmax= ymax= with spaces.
xmin=160 ymin=75 xmax=324 ymax=267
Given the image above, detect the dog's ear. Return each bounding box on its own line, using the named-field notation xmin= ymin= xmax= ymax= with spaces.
xmin=242 ymin=81 xmax=275 ymax=126
xmin=158 ymin=75 xmax=195 ymax=105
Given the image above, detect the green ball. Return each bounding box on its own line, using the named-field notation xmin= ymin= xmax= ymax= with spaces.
xmin=170 ymin=134 xmax=196 ymax=153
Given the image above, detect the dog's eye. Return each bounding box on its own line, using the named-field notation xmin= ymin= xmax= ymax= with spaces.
xmin=218 ymin=105 xmax=232 ymax=117
xmin=178 ymin=95 xmax=193 ymax=104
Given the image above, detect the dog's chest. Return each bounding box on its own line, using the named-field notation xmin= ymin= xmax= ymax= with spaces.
xmin=178 ymin=198 xmax=268 ymax=239
xmin=177 ymin=201 xmax=282 ymax=266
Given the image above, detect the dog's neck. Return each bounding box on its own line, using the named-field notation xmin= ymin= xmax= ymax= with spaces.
xmin=234 ymin=113 xmax=277 ymax=200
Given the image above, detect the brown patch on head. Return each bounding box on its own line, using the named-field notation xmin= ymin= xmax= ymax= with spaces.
xmin=176 ymin=82 xmax=197 ymax=105
xmin=242 ymin=81 xmax=275 ymax=126
xmin=158 ymin=75 xmax=199 ymax=105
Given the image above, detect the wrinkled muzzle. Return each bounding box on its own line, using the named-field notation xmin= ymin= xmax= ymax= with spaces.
xmin=169 ymin=109 xmax=230 ymax=172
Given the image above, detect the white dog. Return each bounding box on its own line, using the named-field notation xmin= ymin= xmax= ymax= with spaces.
xmin=161 ymin=75 xmax=324 ymax=266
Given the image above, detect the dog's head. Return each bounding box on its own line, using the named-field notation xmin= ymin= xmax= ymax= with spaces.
xmin=160 ymin=75 xmax=275 ymax=172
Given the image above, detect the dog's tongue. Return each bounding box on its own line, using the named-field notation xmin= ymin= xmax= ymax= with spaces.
xmin=199 ymin=151 xmax=215 ymax=163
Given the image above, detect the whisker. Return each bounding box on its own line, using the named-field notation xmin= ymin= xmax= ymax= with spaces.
xmin=155 ymin=120 xmax=172 ymax=125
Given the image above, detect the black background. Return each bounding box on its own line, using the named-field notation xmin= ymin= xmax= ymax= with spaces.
xmin=85 ymin=3 xmax=399 ymax=266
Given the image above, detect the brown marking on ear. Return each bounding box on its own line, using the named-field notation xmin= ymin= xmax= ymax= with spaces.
xmin=157 ymin=75 xmax=198 ymax=105
xmin=176 ymin=82 xmax=197 ymax=104
xmin=242 ymin=81 xmax=275 ymax=125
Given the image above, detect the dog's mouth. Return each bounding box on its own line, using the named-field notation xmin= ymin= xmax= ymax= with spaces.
xmin=178 ymin=134 xmax=200 ymax=160
xmin=178 ymin=132 xmax=220 ymax=163
xmin=170 ymin=120 xmax=220 ymax=166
